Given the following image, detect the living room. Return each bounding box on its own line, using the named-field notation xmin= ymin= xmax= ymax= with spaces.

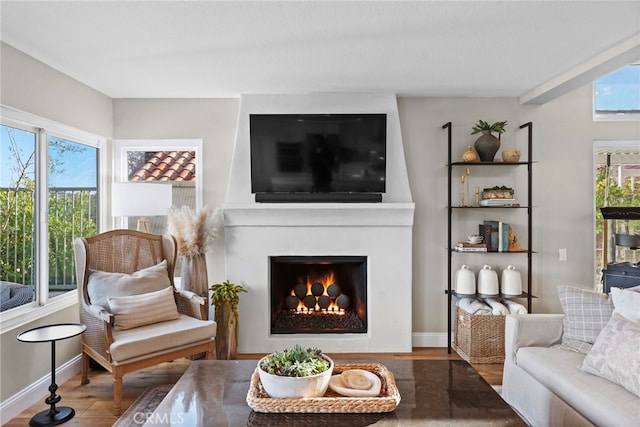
xmin=1 ymin=1 xmax=639 ymax=425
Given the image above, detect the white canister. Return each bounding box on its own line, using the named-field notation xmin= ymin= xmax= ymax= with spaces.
xmin=455 ymin=264 xmax=476 ymax=295
xmin=477 ymin=265 xmax=499 ymax=296
xmin=501 ymin=265 xmax=522 ymax=295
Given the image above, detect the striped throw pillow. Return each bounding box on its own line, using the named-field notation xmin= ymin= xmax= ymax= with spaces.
xmin=108 ymin=286 xmax=179 ymax=330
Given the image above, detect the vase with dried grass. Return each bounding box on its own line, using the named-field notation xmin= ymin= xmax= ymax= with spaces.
xmin=167 ymin=206 xmax=222 ymax=319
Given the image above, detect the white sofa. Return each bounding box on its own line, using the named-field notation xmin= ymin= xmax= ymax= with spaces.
xmin=502 ymin=314 xmax=639 ymax=426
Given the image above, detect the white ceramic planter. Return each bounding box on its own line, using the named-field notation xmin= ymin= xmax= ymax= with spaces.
xmin=257 ymin=354 xmax=334 ymax=398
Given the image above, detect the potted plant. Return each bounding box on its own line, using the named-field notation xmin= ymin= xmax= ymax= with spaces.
xmin=258 ymin=345 xmax=334 ymax=398
xmin=210 ymin=280 xmax=247 ymax=359
xmin=471 ymin=120 xmax=508 ymax=162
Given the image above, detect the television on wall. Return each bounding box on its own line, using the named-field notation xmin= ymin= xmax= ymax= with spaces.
xmin=250 ymin=114 xmax=386 ymax=202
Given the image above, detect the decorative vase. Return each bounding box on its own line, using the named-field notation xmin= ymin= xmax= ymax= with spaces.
xmin=474 ymin=131 xmax=501 ymax=162
xmin=462 ymin=145 xmax=478 ymax=162
xmin=257 ymin=354 xmax=334 ymax=398
xmin=214 ymin=302 xmax=238 ymax=359
xmin=181 ymin=253 xmax=209 ymax=317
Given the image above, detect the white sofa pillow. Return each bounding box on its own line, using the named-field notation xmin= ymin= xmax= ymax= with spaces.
xmin=87 ymin=260 xmax=171 ymax=309
xmin=610 ymin=287 xmax=640 ymax=324
xmin=108 ymin=286 xmax=179 ymax=330
xmin=581 ymin=312 xmax=640 ymax=397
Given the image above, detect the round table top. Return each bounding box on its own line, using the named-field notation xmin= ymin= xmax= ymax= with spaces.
xmin=17 ymin=323 xmax=86 ymax=343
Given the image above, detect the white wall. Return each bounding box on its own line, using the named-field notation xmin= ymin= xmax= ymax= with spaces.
xmin=113 ymin=98 xmax=240 ymax=287
xmin=113 ymin=91 xmax=640 ymax=342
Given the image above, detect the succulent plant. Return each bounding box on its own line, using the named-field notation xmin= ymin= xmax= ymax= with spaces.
xmin=471 ymin=120 xmax=508 ymax=135
xmin=260 ymin=345 xmax=330 ymax=377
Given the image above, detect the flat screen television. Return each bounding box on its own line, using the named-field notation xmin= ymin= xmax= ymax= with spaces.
xmin=250 ymin=114 xmax=386 ymax=202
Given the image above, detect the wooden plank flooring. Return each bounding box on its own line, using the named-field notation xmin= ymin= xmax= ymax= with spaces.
xmin=3 ymin=348 xmax=503 ymax=426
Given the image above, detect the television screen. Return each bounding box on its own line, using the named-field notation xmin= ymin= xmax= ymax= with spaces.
xmin=250 ymin=114 xmax=386 ymax=196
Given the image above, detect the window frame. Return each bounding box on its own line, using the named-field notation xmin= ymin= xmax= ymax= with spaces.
xmin=113 ymin=139 xmax=203 ymax=287
xmin=0 ymin=105 xmax=106 ymax=333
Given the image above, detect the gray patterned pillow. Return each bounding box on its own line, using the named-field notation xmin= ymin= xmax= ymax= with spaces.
xmin=580 ymin=312 xmax=640 ymax=397
xmin=557 ymin=286 xmax=614 ymax=354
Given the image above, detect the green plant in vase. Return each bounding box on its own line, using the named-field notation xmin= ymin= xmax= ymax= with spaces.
xmin=210 ymin=280 xmax=247 ymax=359
xmin=471 ymin=120 xmax=508 ymax=162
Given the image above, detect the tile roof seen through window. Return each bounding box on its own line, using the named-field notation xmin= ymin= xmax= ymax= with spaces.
xmin=130 ymin=151 xmax=196 ymax=182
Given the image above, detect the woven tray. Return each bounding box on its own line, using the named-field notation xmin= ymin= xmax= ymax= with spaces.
xmin=246 ymin=363 xmax=401 ymax=413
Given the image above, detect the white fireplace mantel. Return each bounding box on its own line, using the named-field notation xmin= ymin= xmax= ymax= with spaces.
xmin=224 ymin=93 xmax=415 ymax=353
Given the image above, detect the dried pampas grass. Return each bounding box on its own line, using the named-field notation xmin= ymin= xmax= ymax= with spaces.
xmin=167 ymin=206 xmax=222 ymax=257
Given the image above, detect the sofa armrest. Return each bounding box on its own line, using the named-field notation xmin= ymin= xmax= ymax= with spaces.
xmin=505 ymin=314 xmax=564 ymax=362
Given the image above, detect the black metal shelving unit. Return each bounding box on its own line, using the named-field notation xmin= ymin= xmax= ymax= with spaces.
xmin=444 ymin=122 xmax=535 ymax=353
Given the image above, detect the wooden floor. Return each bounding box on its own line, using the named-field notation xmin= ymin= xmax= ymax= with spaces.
xmin=4 ymin=348 xmax=503 ymax=426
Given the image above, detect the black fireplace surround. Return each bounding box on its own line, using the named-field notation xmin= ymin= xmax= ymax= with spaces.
xmin=270 ymin=256 xmax=367 ymax=334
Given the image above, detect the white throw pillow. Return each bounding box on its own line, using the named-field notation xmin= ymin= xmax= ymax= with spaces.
xmin=580 ymin=312 xmax=640 ymax=397
xmin=108 ymin=286 xmax=179 ymax=330
xmin=87 ymin=260 xmax=171 ymax=309
xmin=610 ymin=287 xmax=640 ymax=324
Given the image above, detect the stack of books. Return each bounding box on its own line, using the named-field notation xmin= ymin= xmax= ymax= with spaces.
xmin=479 ymin=198 xmax=519 ymax=207
xmin=480 ymin=220 xmax=513 ymax=252
xmin=455 ymin=242 xmax=488 ymax=252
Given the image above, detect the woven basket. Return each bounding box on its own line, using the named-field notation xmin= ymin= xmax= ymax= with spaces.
xmin=246 ymin=363 xmax=401 ymax=413
xmin=453 ymin=307 xmax=505 ymax=364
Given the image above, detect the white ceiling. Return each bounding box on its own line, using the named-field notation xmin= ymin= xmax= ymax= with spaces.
xmin=1 ymin=1 xmax=639 ymax=100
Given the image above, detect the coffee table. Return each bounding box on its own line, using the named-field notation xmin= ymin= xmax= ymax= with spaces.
xmin=143 ymin=359 xmax=525 ymax=426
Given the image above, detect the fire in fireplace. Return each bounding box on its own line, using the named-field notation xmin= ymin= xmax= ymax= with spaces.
xmin=270 ymin=256 xmax=367 ymax=334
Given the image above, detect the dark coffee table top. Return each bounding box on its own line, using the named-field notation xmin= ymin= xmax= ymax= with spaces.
xmin=143 ymin=359 xmax=525 ymax=426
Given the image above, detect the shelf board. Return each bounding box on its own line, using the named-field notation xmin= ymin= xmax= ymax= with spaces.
xmin=448 ymin=249 xmax=536 ymax=254
xmin=448 ymin=290 xmax=537 ymax=299
xmin=449 ymin=205 xmax=529 ymax=209
xmin=448 ymin=161 xmax=534 ymax=166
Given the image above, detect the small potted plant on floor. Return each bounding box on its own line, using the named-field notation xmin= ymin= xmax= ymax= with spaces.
xmin=258 ymin=345 xmax=334 ymax=398
xmin=210 ymin=280 xmax=247 ymax=359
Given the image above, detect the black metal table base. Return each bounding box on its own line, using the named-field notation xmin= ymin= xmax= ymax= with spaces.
xmin=29 ymin=406 xmax=75 ymax=427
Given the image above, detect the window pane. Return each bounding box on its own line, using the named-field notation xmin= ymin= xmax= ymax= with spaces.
xmin=595 ymin=64 xmax=640 ymax=116
xmin=48 ymin=136 xmax=98 ymax=298
xmin=0 ymin=125 xmax=36 ymax=311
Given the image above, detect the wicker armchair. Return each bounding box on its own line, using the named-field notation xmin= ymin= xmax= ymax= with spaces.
xmin=73 ymin=229 xmax=216 ymax=415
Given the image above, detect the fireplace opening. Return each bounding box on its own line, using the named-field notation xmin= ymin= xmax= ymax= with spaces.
xmin=270 ymin=256 xmax=367 ymax=334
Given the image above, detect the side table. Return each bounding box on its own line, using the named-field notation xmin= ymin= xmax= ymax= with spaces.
xmin=17 ymin=323 xmax=86 ymax=427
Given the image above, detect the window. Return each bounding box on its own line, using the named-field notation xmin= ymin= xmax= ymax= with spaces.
xmin=594 ymin=63 xmax=640 ymax=121
xmin=114 ymin=140 xmax=202 ymax=284
xmin=593 ymin=141 xmax=640 ymax=289
xmin=0 ymin=107 xmax=103 ymax=325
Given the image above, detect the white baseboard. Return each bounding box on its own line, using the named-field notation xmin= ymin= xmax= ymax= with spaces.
xmin=412 ymin=332 xmax=449 ymax=348
xmin=0 ymin=355 xmax=82 ymax=424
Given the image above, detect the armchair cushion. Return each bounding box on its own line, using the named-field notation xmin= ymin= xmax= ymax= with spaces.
xmin=108 ymin=286 xmax=179 ymax=330
xmin=110 ymin=314 xmax=216 ymax=362
xmin=87 ymin=260 xmax=171 ymax=309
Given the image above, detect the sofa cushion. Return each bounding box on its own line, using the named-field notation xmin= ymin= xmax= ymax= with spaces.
xmin=109 ymin=314 xmax=215 ymax=362
xmin=87 ymin=260 xmax=171 ymax=309
xmin=108 ymin=286 xmax=179 ymax=330
xmin=516 ymin=346 xmax=640 ymax=426
xmin=580 ymin=312 xmax=640 ymax=397
xmin=557 ymin=286 xmax=613 ymax=354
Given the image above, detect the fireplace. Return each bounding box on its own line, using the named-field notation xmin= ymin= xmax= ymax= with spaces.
xmin=270 ymin=256 xmax=367 ymax=334
xmin=224 ymin=93 xmax=415 ymax=353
